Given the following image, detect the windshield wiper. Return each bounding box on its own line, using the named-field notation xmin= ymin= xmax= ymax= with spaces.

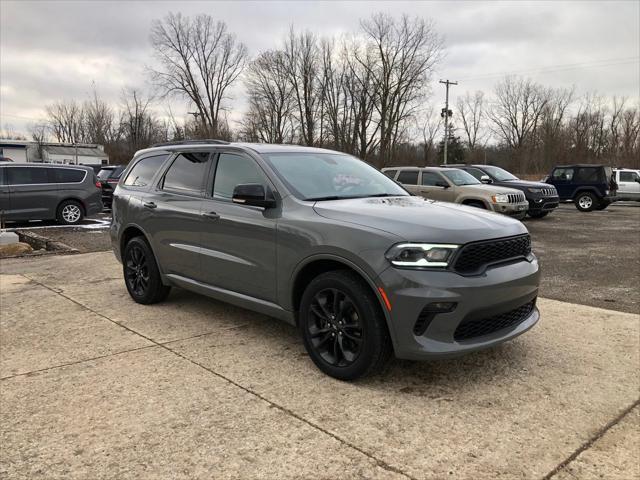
xmin=306 ymin=193 xmax=402 ymax=201
xmin=306 ymin=195 xmax=343 ymax=201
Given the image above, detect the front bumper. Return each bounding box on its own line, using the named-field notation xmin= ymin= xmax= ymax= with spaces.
xmin=377 ymin=257 xmax=540 ymax=360
xmin=528 ymin=195 xmax=560 ymax=213
xmin=491 ymin=201 xmax=529 ymax=219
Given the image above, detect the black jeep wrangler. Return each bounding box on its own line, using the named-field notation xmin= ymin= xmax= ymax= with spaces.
xmin=544 ymin=164 xmax=617 ymax=212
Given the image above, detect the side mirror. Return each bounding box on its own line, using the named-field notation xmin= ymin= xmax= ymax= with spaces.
xmin=635 ymin=178 xmax=640 ymax=183
xmin=435 ymin=181 xmax=449 ymax=189
xmin=480 ymin=175 xmax=492 ymax=184
xmin=232 ymin=183 xmax=276 ymax=208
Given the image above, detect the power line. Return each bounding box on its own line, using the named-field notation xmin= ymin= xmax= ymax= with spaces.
xmin=457 ymin=56 xmax=640 ymax=81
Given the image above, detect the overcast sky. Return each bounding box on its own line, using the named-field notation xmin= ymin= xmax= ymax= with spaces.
xmin=1 ymin=0 xmax=639 ymax=136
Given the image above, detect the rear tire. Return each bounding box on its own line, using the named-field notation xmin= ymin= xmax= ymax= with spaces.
xmin=123 ymin=236 xmax=171 ymax=304
xmin=574 ymin=192 xmax=596 ymax=212
xmin=57 ymin=200 xmax=84 ymax=225
xmin=299 ymin=270 xmax=392 ymax=380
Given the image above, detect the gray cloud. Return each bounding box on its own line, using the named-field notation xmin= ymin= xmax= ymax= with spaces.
xmin=1 ymin=0 xmax=638 ymax=134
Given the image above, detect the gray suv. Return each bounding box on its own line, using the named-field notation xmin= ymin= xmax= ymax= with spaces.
xmin=0 ymin=162 xmax=102 ymax=225
xmin=111 ymin=141 xmax=540 ymax=380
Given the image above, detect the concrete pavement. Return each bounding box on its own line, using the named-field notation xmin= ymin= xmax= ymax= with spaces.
xmin=1 ymin=252 xmax=638 ymax=479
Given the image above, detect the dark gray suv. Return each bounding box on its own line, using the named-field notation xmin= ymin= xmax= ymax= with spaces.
xmin=111 ymin=141 xmax=540 ymax=380
xmin=0 ymin=162 xmax=102 ymax=225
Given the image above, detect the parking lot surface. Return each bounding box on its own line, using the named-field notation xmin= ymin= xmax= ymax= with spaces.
xmin=1 ymin=252 xmax=638 ymax=479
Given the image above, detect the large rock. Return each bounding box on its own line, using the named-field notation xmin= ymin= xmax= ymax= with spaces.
xmin=0 ymin=242 xmax=33 ymax=257
xmin=0 ymin=231 xmax=19 ymax=245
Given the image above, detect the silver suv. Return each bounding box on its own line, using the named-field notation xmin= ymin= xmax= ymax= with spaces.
xmin=111 ymin=141 xmax=540 ymax=380
xmin=383 ymin=166 xmax=529 ymax=219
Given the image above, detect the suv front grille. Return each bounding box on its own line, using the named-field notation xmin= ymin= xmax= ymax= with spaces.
xmin=453 ymin=235 xmax=531 ymax=274
xmin=508 ymin=192 xmax=526 ymax=203
xmin=541 ymin=188 xmax=557 ymax=196
xmin=454 ymin=299 xmax=536 ymax=342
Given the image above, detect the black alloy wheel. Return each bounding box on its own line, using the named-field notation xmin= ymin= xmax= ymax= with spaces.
xmin=125 ymin=243 xmax=150 ymax=297
xmin=307 ymin=288 xmax=364 ymax=367
xmin=122 ymin=236 xmax=171 ymax=304
xmin=299 ymin=270 xmax=392 ymax=380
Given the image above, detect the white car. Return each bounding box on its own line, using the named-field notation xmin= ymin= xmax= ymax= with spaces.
xmin=613 ymin=168 xmax=640 ymax=201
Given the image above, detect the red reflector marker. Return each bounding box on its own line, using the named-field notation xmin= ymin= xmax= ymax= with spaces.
xmin=378 ymin=287 xmax=392 ymax=312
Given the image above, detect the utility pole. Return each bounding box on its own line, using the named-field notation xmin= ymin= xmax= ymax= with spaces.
xmin=439 ymin=79 xmax=457 ymax=165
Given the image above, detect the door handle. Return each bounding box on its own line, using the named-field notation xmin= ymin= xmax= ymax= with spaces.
xmin=202 ymin=211 xmax=220 ymax=220
xmin=143 ymin=202 xmax=157 ymax=209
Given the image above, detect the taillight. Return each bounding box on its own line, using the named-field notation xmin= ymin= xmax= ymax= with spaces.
xmin=95 ymin=180 xmax=102 ymax=188
xmin=107 ymin=178 xmax=119 ymax=184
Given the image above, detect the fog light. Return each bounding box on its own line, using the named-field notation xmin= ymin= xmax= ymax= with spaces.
xmin=425 ymin=302 xmax=457 ymax=313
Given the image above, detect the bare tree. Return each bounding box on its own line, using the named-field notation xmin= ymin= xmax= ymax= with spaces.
xmin=45 ymin=100 xmax=85 ymax=143
xmin=243 ymin=50 xmax=294 ymax=143
xmin=456 ymin=91 xmax=485 ymax=150
xmin=150 ymin=12 xmax=248 ymax=138
xmin=283 ymin=28 xmax=321 ymax=146
xmin=119 ymin=89 xmax=165 ymax=153
xmin=418 ymin=106 xmax=442 ymax=165
xmin=84 ymin=88 xmax=117 ymax=145
xmin=359 ymin=13 xmax=443 ymax=167
xmin=28 ymin=123 xmax=49 ymax=159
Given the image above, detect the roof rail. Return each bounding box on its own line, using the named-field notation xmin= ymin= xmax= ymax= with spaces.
xmin=151 ymin=139 xmax=231 ymax=147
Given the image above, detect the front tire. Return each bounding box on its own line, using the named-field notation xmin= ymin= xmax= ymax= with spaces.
xmin=299 ymin=271 xmax=392 ymax=380
xmin=575 ymin=192 xmax=596 ymax=212
xmin=57 ymin=200 xmax=84 ymax=225
xmin=123 ymin=236 xmax=171 ymax=304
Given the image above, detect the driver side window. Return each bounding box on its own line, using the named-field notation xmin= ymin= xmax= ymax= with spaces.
xmin=213 ymin=153 xmax=268 ymax=201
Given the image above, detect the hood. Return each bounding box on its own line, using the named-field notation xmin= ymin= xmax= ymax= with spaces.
xmin=460 ymin=184 xmax=525 ymax=196
xmin=496 ymin=179 xmax=555 ymax=190
xmin=313 ymin=196 xmax=528 ymax=244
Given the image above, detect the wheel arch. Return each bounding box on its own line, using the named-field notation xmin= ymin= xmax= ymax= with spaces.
xmin=290 ymin=254 xmax=397 ymax=350
xmin=460 ymin=197 xmax=490 ymax=209
xmin=572 ymin=187 xmax=601 ymax=200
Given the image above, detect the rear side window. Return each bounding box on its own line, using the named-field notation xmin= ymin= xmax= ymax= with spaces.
xmin=397 ymin=170 xmax=418 ymax=185
xmin=552 ymin=168 xmax=574 ymax=181
xmin=97 ymin=169 xmax=115 ymax=180
xmin=213 ymin=153 xmax=267 ymax=200
xmin=123 ymin=154 xmax=168 ymax=187
xmin=383 ymin=169 xmax=397 ymax=179
xmin=574 ymin=167 xmax=599 ymax=182
xmin=162 ymin=152 xmax=211 ymax=194
xmin=6 ymin=167 xmax=51 ymax=185
xmin=53 ymin=168 xmax=85 ymax=183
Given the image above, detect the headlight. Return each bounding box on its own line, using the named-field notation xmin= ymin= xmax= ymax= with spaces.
xmin=491 ymin=194 xmax=510 ymax=203
xmin=528 ymin=188 xmax=542 ymax=193
xmin=605 ymin=190 xmax=610 ymax=195
xmin=385 ymin=243 xmax=459 ymax=268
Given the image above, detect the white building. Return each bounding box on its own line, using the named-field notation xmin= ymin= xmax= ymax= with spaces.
xmin=0 ymin=140 xmax=109 ymax=169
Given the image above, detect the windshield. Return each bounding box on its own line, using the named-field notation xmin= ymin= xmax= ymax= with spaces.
xmin=97 ymin=169 xmax=114 ymax=180
xmin=441 ymin=169 xmax=481 ymax=186
xmin=482 ymin=166 xmax=519 ymax=181
xmin=262 ymin=152 xmax=409 ymax=201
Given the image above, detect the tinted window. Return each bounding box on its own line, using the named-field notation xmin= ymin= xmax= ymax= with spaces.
xmin=383 ymin=169 xmax=397 ymax=179
xmin=123 ymin=155 xmax=168 ymax=187
xmin=465 ymin=168 xmax=485 ymax=181
xmin=97 ymin=168 xmax=116 ymax=180
xmin=7 ymin=167 xmax=51 ymax=185
xmin=620 ymin=171 xmax=639 ymax=182
xmin=163 ymin=152 xmax=210 ymax=194
xmin=574 ymin=167 xmax=599 ymax=182
xmin=480 ymin=166 xmax=519 ymax=181
xmin=421 ymin=171 xmax=442 ymax=186
xmin=0 ymin=168 xmax=5 ymax=186
xmin=552 ymin=168 xmax=574 ymax=181
xmin=54 ymin=168 xmax=85 ymax=183
xmin=397 ymin=170 xmax=419 ymax=185
xmin=213 ymin=153 xmax=267 ymax=200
